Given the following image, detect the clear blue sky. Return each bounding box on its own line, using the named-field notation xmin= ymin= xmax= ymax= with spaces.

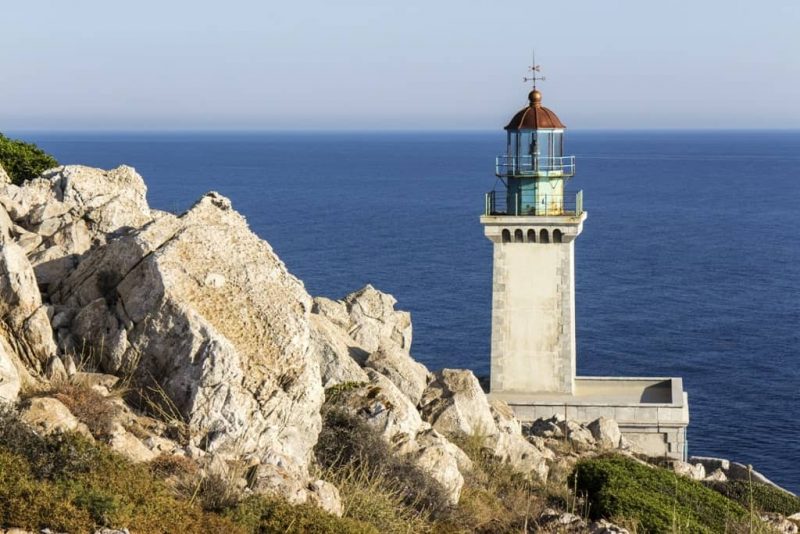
xmin=2 ymin=0 xmax=798 ymax=130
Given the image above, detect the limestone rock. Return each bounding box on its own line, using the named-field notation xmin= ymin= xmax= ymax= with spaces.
xmin=489 ymin=398 xmax=522 ymax=435
xmin=343 ymin=285 xmax=412 ymax=353
xmin=328 ymin=369 xmax=469 ymax=503
xmin=420 ymin=368 xmax=498 ymax=436
xmin=689 ymin=456 xmax=730 ymax=473
xmin=309 ymin=312 xmax=368 ymax=388
xmin=108 ymin=424 xmax=158 ymax=463
xmin=45 ymin=355 xmax=68 ymax=383
xmin=529 ymin=414 xmax=565 ymax=439
xmin=762 ymin=513 xmax=799 ymax=534
xmin=308 ymin=479 xmax=344 ymax=517
xmin=19 ymin=397 xmax=92 ymax=439
xmin=312 ymin=296 xmax=351 ymax=330
xmin=671 ymin=460 xmax=706 ymax=480
xmin=589 ymin=519 xmax=631 ymax=534
xmin=0 ymin=341 xmax=21 ymax=402
xmin=704 ymin=468 xmax=728 ymax=482
xmin=0 ymin=238 xmax=57 ymax=371
xmin=51 ymin=192 xmax=324 ymax=493
xmin=0 ymin=163 xmax=10 ymax=184
xmin=364 ymin=343 xmax=430 ymax=406
xmin=539 ymin=508 xmax=587 ymax=531
xmin=587 ymin=417 xmax=622 ymax=449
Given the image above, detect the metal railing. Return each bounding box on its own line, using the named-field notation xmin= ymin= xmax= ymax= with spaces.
xmin=484 ymin=190 xmax=584 ymax=217
xmin=495 ymin=155 xmax=576 ymax=177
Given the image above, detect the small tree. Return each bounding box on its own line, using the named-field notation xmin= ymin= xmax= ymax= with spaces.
xmin=0 ymin=132 xmax=59 ymax=184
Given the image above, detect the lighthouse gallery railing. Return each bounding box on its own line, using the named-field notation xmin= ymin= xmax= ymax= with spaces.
xmin=484 ymin=190 xmax=584 ymax=217
xmin=495 ymin=155 xmax=576 ymax=178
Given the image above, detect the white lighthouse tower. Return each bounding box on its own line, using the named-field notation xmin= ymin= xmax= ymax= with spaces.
xmin=481 ymin=66 xmax=690 ymax=460
xmin=481 ymin=84 xmax=585 ymax=395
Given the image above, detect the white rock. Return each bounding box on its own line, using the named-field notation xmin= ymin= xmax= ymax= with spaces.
xmin=0 ymin=341 xmax=21 ymax=402
xmin=45 ymin=355 xmax=69 ymax=383
xmin=419 ymin=368 xmax=498 ymax=436
xmin=672 ymin=460 xmax=706 ymax=480
xmin=308 ymin=479 xmax=343 ymax=517
xmin=108 ymin=427 xmax=158 ymax=463
xmin=587 ymin=417 xmax=622 ymax=449
xmin=343 ymin=285 xmax=412 ymax=353
xmin=364 ymin=343 xmax=430 ymax=406
xmin=704 ymin=468 xmax=728 ymax=482
xmin=52 ymin=192 xmax=324 ymax=493
xmin=309 ymin=312 xmax=369 ymax=388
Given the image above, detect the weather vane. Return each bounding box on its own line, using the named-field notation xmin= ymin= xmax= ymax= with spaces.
xmin=523 ymin=50 xmax=545 ymax=89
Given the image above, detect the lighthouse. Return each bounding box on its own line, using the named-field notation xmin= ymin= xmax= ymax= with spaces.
xmin=481 ymin=85 xmax=585 ymax=396
xmin=481 ymin=65 xmax=689 ymax=460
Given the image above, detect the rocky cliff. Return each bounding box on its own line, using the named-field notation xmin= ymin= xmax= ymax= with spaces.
xmin=0 ymin=165 xmax=796 ymax=534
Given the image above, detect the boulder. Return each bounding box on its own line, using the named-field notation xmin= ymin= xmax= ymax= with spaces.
xmin=311 ymin=296 xmax=351 ymax=331
xmin=327 ymin=369 xmax=469 ymax=503
xmin=308 ymin=479 xmax=344 ymax=517
xmin=51 ymin=192 xmax=324 ymax=493
xmin=0 ymin=163 xmax=9 ymax=184
xmin=587 ymin=417 xmax=622 ymax=449
xmin=589 ymin=519 xmax=631 ymax=534
xmin=0 ymin=341 xmax=21 ymax=402
xmin=0 ymin=237 xmax=56 ymax=371
xmin=761 ymin=513 xmax=799 ymax=534
xmin=108 ymin=423 xmax=158 ymax=463
xmin=689 ymin=456 xmax=730 ymax=473
xmin=309 ymin=312 xmax=368 ymax=388
xmin=343 ymin=285 xmax=412 ymax=353
xmin=704 ymin=468 xmax=728 ymax=482
xmin=419 ymin=368 xmax=498 ymax=436
xmin=364 ymin=343 xmax=430 ymax=406
xmin=671 ymin=460 xmax=706 ymax=480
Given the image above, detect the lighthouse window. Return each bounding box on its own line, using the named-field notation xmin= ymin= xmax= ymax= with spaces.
xmin=502 ymin=229 xmax=511 ymax=243
xmin=539 ymin=229 xmax=550 ymax=243
xmin=527 ymin=229 xmax=536 ymax=242
xmin=514 ymin=229 xmax=523 ymax=243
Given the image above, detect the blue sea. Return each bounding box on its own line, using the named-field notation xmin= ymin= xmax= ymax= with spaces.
xmin=16 ymin=130 xmax=800 ymax=493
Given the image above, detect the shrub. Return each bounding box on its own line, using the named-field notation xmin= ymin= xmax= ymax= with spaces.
xmin=0 ymin=132 xmax=59 ymax=184
xmin=227 ymin=495 xmax=379 ymax=534
xmin=706 ymin=480 xmax=800 ymax=516
xmin=49 ymin=382 xmax=121 ymax=437
xmin=573 ymin=455 xmax=748 ymax=533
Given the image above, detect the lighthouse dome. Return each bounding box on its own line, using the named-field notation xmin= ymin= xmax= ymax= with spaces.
xmin=505 ymin=89 xmax=566 ymax=130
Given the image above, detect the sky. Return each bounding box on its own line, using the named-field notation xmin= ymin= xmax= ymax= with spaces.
xmin=1 ymin=0 xmax=799 ymax=130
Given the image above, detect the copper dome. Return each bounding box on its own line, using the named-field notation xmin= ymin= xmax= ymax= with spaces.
xmin=504 ymin=89 xmax=566 ymax=130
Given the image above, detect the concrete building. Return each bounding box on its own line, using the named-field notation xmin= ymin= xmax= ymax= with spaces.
xmin=481 ymin=82 xmax=689 ymax=460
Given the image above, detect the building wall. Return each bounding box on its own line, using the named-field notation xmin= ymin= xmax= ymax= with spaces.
xmin=490 ymin=237 xmax=576 ymax=394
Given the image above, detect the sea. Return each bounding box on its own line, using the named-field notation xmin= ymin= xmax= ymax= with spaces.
xmin=15 ymin=130 xmax=800 ymax=493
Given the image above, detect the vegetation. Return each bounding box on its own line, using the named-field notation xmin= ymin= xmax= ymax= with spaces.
xmin=573 ymin=455 xmax=750 ymax=533
xmin=706 ymin=479 xmax=800 ymax=517
xmin=0 ymin=405 xmax=374 ymax=533
xmin=0 ymin=132 xmax=59 ymax=184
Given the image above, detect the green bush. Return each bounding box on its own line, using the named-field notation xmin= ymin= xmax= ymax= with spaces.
xmin=573 ymin=455 xmax=748 ymax=533
xmin=226 ymin=495 xmax=378 ymax=534
xmin=706 ymin=480 xmax=800 ymax=516
xmin=0 ymin=132 xmax=59 ymax=184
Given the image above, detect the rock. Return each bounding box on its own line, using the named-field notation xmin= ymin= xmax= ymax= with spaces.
xmin=0 ymin=341 xmax=22 ymax=402
xmin=0 ymin=163 xmax=10 ymax=184
xmin=529 ymin=414 xmax=565 ymax=439
xmin=0 ymin=238 xmax=57 ymax=371
xmin=364 ymin=343 xmax=430 ymax=406
xmin=108 ymin=424 xmax=158 ymax=463
xmin=489 ymin=398 xmax=522 ymax=435
xmin=671 ymin=460 xmax=706 ymax=480
xmin=343 ymin=285 xmax=412 ymax=353
xmin=587 ymin=417 xmax=622 ymax=449
xmin=488 ymin=431 xmax=550 ymax=480
xmin=589 ymin=519 xmax=631 ymax=534
xmin=328 ymin=369 xmax=469 ymax=503
xmin=45 ymin=355 xmax=69 ymax=383
xmin=690 ymin=456 xmax=730 ymax=473
xmin=704 ymin=468 xmax=728 ymax=482
xmin=419 ymin=368 xmax=497 ymax=436
xmin=312 ymin=296 xmax=351 ymax=330
xmin=562 ymin=419 xmax=596 ymax=448
xmin=332 ymin=369 xmax=425 ymax=446
xmin=52 ymin=192 xmax=324 ymax=494
xmin=309 ymin=312 xmax=368 ymax=388
xmin=409 ymin=428 xmax=468 ymax=505
xmin=762 ymin=513 xmax=799 ymax=534
xmin=539 ymin=508 xmax=587 ymax=531
xmin=19 ymin=397 xmax=92 ymax=439
xmin=63 ymin=354 xmax=78 ymax=377
xmin=789 ymin=512 xmax=800 ymax=521
xmin=308 ymin=479 xmax=343 ymax=517
xmin=73 ymin=371 xmax=119 ymax=390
